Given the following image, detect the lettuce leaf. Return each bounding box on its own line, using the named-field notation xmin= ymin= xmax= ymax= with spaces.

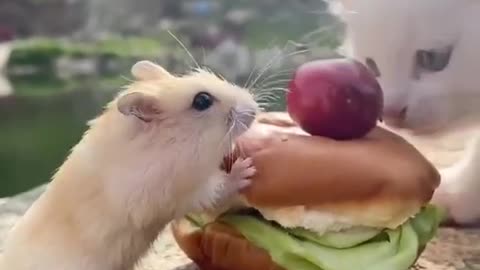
xmin=286 ymin=226 xmax=382 ymax=249
xmin=217 ymin=205 xmax=443 ymax=270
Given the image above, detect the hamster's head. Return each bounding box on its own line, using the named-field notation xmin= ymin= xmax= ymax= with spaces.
xmin=329 ymin=0 xmax=480 ymax=134
xmin=113 ymin=60 xmax=259 ymax=152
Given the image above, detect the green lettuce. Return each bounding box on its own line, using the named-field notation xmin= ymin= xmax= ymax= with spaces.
xmin=187 ymin=205 xmax=444 ymax=270
xmin=286 ymin=226 xmax=382 ymax=249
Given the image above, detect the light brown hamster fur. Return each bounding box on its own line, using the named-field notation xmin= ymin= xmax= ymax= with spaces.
xmin=0 ymin=61 xmax=259 ymax=270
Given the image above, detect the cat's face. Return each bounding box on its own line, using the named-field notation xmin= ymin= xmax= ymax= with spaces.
xmin=330 ymin=0 xmax=480 ymax=134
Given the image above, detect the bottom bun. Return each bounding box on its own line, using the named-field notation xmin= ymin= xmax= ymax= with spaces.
xmin=172 ymin=204 xmax=444 ymax=270
xmin=171 ymin=219 xmax=283 ymax=270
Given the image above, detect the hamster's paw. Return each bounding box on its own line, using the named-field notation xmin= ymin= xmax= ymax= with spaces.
xmin=213 ymin=157 xmax=256 ymax=206
xmin=193 ymin=159 xmax=255 ymax=212
xmin=226 ymin=157 xmax=256 ymax=190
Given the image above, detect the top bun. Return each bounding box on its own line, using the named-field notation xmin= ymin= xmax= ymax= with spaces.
xmin=224 ymin=112 xmax=441 ymax=229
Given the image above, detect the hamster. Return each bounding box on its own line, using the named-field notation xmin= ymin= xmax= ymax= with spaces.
xmin=0 ymin=60 xmax=259 ymax=270
xmin=328 ymin=0 xmax=480 ymax=225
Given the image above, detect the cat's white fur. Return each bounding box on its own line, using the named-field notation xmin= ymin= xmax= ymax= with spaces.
xmin=329 ymin=0 xmax=480 ymax=225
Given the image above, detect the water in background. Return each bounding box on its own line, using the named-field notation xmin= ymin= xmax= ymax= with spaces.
xmin=0 ymin=0 xmax=341 ymax=197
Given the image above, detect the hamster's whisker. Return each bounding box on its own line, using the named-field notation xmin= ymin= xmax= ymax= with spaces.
xmin=252 ymin=69 xmax=294 ymax=93
xmin=255 ymin=95 xmax=279 ymax=103
xmin=220 ymin=116 xmax=236 ymax=160
xmin=254 ymin=98 xmax=278 ymax=108
xmin=243 ymin=39 xmax=281 ymax=89
xmin=246 ymin=50 xmax=286 ymax=90
xmin=239 ymin=110 xmax=257 ymax=117
xmin=256 ymin=79 xmax=291 ymax=90
xmin=253 ymin=75 xmax=291 ymax=92
xmin=248 ymin=49 xmax=309 ymax=91
xmin=244 ymin=64 xmax=260 ymax=90
xmin=229 ymin=129 xmax=234 ymax=170
xmin=120 ymin=75 xmax=135 ymax=83
xmin=246 ymin=46 xmax=291 ymax=90
xmin=256 ymin=102 xmax=270 ymax=110
xmin=226 ymin=121 xmax=235 ymax=170
xmin=236 ymin=120 xmax=249 ymax=132
xmin=255 ymin=88 xmax=290 ymax=99
xmin=254 ymin=86 xmax=289 ymax=99
xmin=254 ymin=91 xmax=283 ymax=103
xmin=167 ymin=30 xmax=201 ymax=70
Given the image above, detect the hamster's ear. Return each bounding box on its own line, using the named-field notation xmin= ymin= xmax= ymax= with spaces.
xmin=131 ymin=60 xmax=172 ymax=81
xmin=117 ymin=92 xmax=162 ymax=122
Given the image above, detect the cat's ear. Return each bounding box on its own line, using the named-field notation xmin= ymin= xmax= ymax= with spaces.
xmin=131 ymin=60 xmax=173 ymax=81
xmin=117 ymin=92 xmax=162 ymax=122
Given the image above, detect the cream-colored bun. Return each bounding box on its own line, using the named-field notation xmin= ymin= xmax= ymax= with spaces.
xmin=223 ymin=112 xmax=441 ymax=230
xmin=171 ymin=219 xmax=284 ymax=270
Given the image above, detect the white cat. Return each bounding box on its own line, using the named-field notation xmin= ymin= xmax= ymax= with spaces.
xmin=328 ymin=0 xmax=480 ymax=226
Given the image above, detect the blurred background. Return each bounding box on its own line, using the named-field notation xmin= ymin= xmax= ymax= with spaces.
xmin=0 ymin=0 xmax=343 ymax=197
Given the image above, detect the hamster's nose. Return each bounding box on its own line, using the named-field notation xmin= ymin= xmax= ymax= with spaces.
xmin=233 ymin=104 xmax=257 ymax=127
xmin=383 ymin=106 xmax=408 ymax=127
xmin=238 ymin=109 xmax=257 ymax=128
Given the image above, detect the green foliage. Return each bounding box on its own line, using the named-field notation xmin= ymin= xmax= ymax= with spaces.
xmin=0 ymin=89 xmax=116 ymax=197
xmin=244 ymin=13 xmax=340 ymax=49
xmin=8 ymin=36 xmax=170 ymax=68
xmin=9 ymin=74 xmax=126 ymax=97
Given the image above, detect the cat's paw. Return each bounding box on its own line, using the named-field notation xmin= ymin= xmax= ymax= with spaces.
xmin=433 ymin=188 xmax=480 ymax=227
xmin=433 ymin=145 xmax=480 ymax=226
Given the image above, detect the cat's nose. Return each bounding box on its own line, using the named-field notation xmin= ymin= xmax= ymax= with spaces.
xmin=383 ymin=106 xmax=408 ymax=127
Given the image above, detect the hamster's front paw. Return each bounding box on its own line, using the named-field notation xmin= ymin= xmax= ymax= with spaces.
xmin=224 ymin=157 xmax=256 ymax=194
xmin=208 ymin=157 xmax=255 ymax=211
xmin=190 ymin=159 xmax=256 ymax=214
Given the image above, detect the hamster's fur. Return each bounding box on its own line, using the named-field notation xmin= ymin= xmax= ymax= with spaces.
xmin=0 ymin=61 xmax=258 ymax=270
xmin=328 ymin=0 xmax=480 ymax=225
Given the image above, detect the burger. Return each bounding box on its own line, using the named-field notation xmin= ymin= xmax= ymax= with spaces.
xmin=171 ymin=112 xmax=444 ymax=270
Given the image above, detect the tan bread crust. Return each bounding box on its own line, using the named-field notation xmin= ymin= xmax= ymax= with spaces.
xmin=223 ymin=112 xmax=441 ymax=228
xmin=171 ymin=219 xmax=283 ymax=270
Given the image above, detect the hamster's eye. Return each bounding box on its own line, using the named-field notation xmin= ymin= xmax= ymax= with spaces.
xmin=192 ymin=92 xmax=213 ymax=111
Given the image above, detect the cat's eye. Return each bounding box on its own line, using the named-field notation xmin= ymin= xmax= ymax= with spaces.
xmin=416 ymin=46 xmax=453 ymax=72
xmin=192 ymin=92 xmax=213 ymax=111
xmin=365 ymin=57 xmax=381 ymax=77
